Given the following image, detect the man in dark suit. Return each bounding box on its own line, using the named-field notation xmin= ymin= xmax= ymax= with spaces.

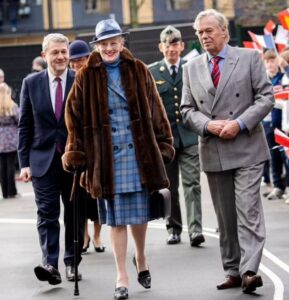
xmin=18 ymin=33 xmax=84 ymax=285
xmin=149 ymin=26 xmax=204 ymax=247
xmin=181 ymin=9 xmax=274 ymax=294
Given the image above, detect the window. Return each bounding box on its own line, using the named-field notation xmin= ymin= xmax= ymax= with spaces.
xmin=166 ymin=0 xmax=191 ymax=10
xmin=85 ymin=0 xmax=109 ymax=14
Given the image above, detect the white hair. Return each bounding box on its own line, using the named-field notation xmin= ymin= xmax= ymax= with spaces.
xmin=42 ymin=33 xmax=69 ymax=52
xmin=193 ymin=9 xmax=230 ymax=41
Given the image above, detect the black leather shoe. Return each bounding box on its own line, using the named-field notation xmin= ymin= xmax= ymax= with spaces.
xmin=216 ymin=275 xmax=242 ymax=290
xmin=190 ymin=232 xmax=205 ymax=247
xmin=34 ymin=264 xmax=62 ymax=285
xmin=166 ymin=233 xmax=181 ymax=245
xmin=242 ymin=273 xmax=263 ymax=294
xmin=66 ymin=265 xmax=82 ymax=282
xmin=114 ymin=287 xmax=128 ymax=299
xmin=132 ymin=256 xmax=151 ymax=289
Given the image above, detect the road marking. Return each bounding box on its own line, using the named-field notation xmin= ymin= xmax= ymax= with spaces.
xmin=21 ymin=192 xmax=34 ymax=197
xmin=149 ymin=223 xmax=285 ymax=300
xmin=0 ymin=218 xmax=287 ymax=299
xmin=260 ymin=263 xmax=284 ymax=300
xmin=263 ymin=248 xmax=289 ymax=274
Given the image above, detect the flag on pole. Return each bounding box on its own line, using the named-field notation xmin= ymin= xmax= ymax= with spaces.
xmin=264 ymin=19 xmax=276 ymax=34
xmin=274 ymin=86 xmax=289 ymax=100
xmin=242 ymin=41 xmax=262 ymax=52
xmin=275 ymin=25 xmax=289 ymax=45
xmin=274 ymin=128 xmax=289 ymax=148
xmin=248 ymin=31 xmax=276 ymax=49
xmin=278 ymin=8 xmax=289 ymax=30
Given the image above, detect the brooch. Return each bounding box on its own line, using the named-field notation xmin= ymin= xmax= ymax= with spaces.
xmin=160 ymin=66 xmax=165 ymax=72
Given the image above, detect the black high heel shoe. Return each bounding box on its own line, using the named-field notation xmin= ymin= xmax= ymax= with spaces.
xmin=82 ymin=237 xmax=90 ymax=253
xmin=93 ymin=240 xmax=106 ymax=253
xmin=132 ymin=256 xmax=151 ymax=289
xmin=114 ymin=286 xmax=128 ymax=300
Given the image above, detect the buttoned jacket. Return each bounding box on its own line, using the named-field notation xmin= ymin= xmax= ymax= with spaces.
xmin=181 ymin=45 xmax=274 ymax=172
xmin=149 ymin=59 xmax=198 ymax=148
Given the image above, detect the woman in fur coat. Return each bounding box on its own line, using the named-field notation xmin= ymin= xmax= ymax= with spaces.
xmin=62 ymin=19 xmax=174 ymax=300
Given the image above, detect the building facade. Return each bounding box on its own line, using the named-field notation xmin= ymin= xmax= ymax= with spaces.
xmin=0 ymin=0 xmax=236 ymax=101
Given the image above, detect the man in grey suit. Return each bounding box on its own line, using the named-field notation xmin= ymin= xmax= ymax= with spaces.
xmin=180 ymin=9 xmax=274 ymax=294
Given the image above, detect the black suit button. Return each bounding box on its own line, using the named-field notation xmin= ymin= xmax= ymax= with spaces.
xmin=112 ymin=127 xmax=116 ymax=132
xmin=109 ymin=109 xmax=113 ymax=114
xmin=236 ymin=93 xmax=239 ymax=97
xmin=128 ymin=143 xmax=133 ymax=149
xmin=127 ymin=125 xmax=130 ymax=129
xmin=113 ymin=145 xmax=119 ymax=151
xmin=212 ymin=115 xmax=216 ymax=119
xmin=229 ymin=111 xmax=233 ymax=115
xmin=200 ymin=100 xmax=204 ymax=104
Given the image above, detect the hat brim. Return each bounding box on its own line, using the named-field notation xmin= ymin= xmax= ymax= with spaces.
xmin=69 ymin=51 xmax=90 ymax=60
xmin=90 ymin=32 xmax=129 ymax=44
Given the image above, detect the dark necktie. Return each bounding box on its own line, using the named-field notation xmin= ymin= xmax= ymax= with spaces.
xmin=171 ymin=65 xmax=177 ymax=80
xmin=211 ymin=56 xmax=221 ymax=88
xmin=55 ymin=77 xmax=63 ymax=121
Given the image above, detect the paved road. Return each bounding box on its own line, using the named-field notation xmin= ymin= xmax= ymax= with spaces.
xmin=0 ymin=174 xmax=289 ymax=300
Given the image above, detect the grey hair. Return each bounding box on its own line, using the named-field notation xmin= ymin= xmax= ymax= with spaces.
xmin=193 ymin=9 xmax=230 ymax=41
xmin=42 ymin=33 xmax=69 ymax=52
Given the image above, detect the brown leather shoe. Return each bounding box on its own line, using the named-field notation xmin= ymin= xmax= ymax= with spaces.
xmin=216 ymin=275 xmax=242 ymax=290
xmin=242 ymin=274 xmax=263 ymax=294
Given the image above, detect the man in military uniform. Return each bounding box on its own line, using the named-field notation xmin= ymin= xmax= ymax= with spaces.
xmin=149 ymin=26 xmax=205 ymax=247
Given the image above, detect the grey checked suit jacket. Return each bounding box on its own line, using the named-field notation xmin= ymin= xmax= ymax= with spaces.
xmin=180 ymin=45 xmax=274 ymax=172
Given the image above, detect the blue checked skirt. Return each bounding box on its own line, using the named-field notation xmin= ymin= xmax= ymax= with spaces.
xmin=97 ymin=190 xmax=152 ymax=227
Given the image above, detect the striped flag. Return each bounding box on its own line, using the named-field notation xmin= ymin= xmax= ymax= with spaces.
xmin=264 ymin=20 xmax=276 ymax=34
xmin=274 ymin=128 xmax=289 ymax=148
xmin=274 ymin=86 xmax=289 ymax=100
xmin=243 ymin=41 xmax=262 ymax=53
xmin=248 ymin=31 xmax=275 ymax=50
xmin=278 ymin=8 xmax=289 ymax=30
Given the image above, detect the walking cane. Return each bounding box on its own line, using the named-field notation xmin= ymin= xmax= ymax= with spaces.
xmin=70 ymin=170 xmax=80 ymax=296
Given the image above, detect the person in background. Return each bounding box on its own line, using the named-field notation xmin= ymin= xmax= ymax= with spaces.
xmin=31 ymin=56 xmax=47 ymax=73
xmin=276 ymin=49 xmax=289 ymax=205
xmin=181 ymin=9 xmax=274 ymax=294
xmin=262 ymin=50 xmax=289 ymax=200
xmin=69 ymin=39 xmax=105 ymax=253
xmin=0 ymin=82 xmax=19 ymax=199
xmin=18 ymin=33 xmax=85 ymax=285
xmin=149 ymin=26 xmax=204 ymax=247
xmin=0 ymin=68 xmax=4 ymax=83
xmin=62 ymin=19 xmax=174 ymax=300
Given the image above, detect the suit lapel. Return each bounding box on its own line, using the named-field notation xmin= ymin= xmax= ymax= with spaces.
xmin=213 ymin=46 xmax=239 ymax=109
xmin=40 ymin=70 xmax=55 ymax=119
xmin=159 ymin=60 xmax=174 ymax=84
xmin=174 ymin=59 xmax=185 ymax=85
xmin=60 ymin=69 xmax=75 ymax=123
xmin=197 ymin=54 xmax=216 ymax=97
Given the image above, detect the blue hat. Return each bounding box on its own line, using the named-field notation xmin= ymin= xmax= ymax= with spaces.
xmin=90 ymin=19 xmax=129 ymax=44
xmin=69 ymin=40 xmax=90 ymax=60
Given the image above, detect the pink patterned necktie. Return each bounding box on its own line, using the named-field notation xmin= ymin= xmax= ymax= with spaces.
xmin=211 ymin=56 xmax=221 ymax=88
xmin=55 ymin=77 xmax=63 ymax=121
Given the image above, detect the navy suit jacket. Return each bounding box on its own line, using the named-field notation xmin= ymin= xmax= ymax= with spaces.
xmin=18 ymin=69 xmax=75 ymax=177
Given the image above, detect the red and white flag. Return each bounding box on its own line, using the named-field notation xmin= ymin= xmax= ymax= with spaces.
xmin=242 ymin=41 xmax=263 ymax=53
xmin=274 ymin=128 xmax=289 ymax=148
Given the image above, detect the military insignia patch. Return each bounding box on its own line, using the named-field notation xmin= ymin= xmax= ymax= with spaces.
xmin=156 ymin=80 xmax=166 ymax=85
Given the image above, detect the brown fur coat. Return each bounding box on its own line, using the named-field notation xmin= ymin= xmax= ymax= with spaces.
xmin=62 ymin=48 xmax=174 ymax=199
